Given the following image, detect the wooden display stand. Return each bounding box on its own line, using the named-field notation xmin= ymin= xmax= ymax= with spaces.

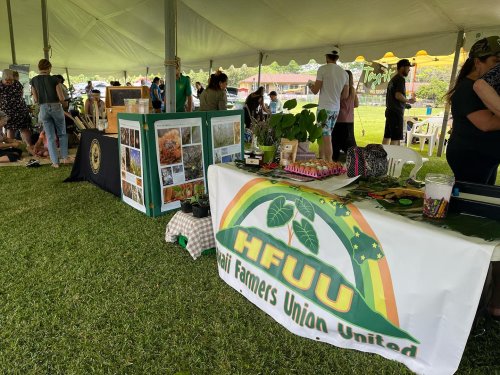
xmin=105 ymin=86 xmax=150 ymax=133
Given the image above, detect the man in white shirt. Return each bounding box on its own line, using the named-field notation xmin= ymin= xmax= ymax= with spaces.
xmin=309 ymin=48 xmax=349 ymax=161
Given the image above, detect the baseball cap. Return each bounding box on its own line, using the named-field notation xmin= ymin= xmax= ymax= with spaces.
xmin=469 ymin=36 xmax=500 ymax=58
xmin=326 ymin=47 xmax=340 ymax=56
xmin=397 ymin=59 xmax=413 ymax=69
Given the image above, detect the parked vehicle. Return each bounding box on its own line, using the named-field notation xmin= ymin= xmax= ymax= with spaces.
xmin=226 ymin=87 xmax=238 ymax=108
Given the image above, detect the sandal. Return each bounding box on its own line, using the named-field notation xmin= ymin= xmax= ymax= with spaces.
xmin=52 ymin=163 xmax=60 ymax=168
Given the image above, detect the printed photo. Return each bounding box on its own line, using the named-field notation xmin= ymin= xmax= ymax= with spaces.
xmin=136 ymin=177 xmax=142 ymax=187
xmin=122 ymin=180 xmax=132 ymax=198
xmin=181 ymin=127 xmax=191 ymax=145
xmin=172 ymin=165 xmax=184 ymax=174
xmin=130 ymin=129 xmax=135 ymax=149
xmin=121 ymin=171 xmax=126 ymax=179
xmin=120 ymin=127 xmax=127 ymax=146
xmin=158 ymin=128 xmax=182 ymax=165
xmin=161 ymin=167 xmax=174 ymax=186
xmin=213 ymin=121 xmax=235 ymax=148
xmin=137 ymin=187 xmax=144 ymax=205
xmin=125 ymin=148 xmax=131 ymax=173
xmin=163 ymin=180 xmax=205 ymax=204
xmin=131 ymin=185 xmax=137 ymax=201
xmin=182 ymin=144 xmax=204 ymax=181
xmin=121 ymin=148 xmax=126 ymax=170
xmin=191 ymin=126 xmax=201 ymax=144
xmin=134 ymin=130 xmax=140 ymax=149
xmin=129 ymin=149 xmax=142 ymax=176
xmin=233 ymin=121 xmax=241 ymax=144
xmin=125 ymin=128 xmax=130 ymax=146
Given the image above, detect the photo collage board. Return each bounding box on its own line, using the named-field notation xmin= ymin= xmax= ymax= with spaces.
xmin=154 ymin=117 xmax=206 ymax=212
xmin=119 ymin=119 xmax=146 ymax=213
xmin=209 ymin=114 xmax=243 ymax=164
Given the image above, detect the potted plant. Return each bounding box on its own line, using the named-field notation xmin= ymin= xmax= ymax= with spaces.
xmin=250 ymin=115 xmax=278 ymax=163
xmin=180 ymin=198 xmax=193 ymax=213
xmin=269 ymin=99 xmax=326 ymax=152
xmin=192 ymin=194 xmax=210 ymax=218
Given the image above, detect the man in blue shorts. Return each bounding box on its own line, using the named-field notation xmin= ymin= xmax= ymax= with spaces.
xmin=309 ymin=48 xmax=349 ymax=161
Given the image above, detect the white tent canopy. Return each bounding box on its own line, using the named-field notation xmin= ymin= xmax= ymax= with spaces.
xmin=0 ymin=0 xmax=499 ymax=75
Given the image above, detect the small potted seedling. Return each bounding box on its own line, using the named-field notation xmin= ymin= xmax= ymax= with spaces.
xmin=192 ymin=194 xmax=210 ymax=218
xmin=180 ymin=197 xmax=193 ymax=213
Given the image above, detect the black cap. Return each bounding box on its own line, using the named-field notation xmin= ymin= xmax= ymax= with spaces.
xmin=397 ymin=59 xmax=412 ymax=69
xmin=269 ymin=91 xmax=277 ymax=96
xmin=469 ymin=36 xmax=500 ymax=58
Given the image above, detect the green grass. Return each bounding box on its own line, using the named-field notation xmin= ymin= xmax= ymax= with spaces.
xmin=0 ymin=118 xmax=499 ymax=373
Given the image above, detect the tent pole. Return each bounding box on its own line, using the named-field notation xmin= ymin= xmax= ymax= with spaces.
xmin=6 ymin=0 xmax=17 ymax=65
xmin=164 ymin=0 xmax=176 ymax=113
xmin=437 ymin=29 xmax=464 ymax=156
xmin=257 ymin=52 xmax=263 ymax=88
xmin=65 ymin=67 xmax=72 ymax=99
xmin=209 ymin=59 xmax=213 ymax=78
xmin=41 ymin=0 xmax=50 ymax=60
xmin=124 ymin=70 xmax=127 ymax=83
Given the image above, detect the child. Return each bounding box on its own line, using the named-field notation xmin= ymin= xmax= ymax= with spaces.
xmin=0 ymin=111 xmax=23 ymax=163
xmin=29 ymin=130 xmax=57 ymax=158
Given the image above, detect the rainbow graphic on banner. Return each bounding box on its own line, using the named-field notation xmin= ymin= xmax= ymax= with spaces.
xmin=219 ymin=178 xmax=402 ymax=330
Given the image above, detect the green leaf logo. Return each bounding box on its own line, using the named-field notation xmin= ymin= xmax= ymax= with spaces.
xmin=267 ymin=196 xmax=294 ymax=227
xmin=295 ymin=197 xmax=315 ymax=221
xmin=293 ymin=219 xmax=319 ymax=254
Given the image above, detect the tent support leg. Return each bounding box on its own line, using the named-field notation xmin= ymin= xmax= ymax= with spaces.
xmin=437 ymin=29 xmax=464 ymax=157
xmin=6 ymin=0 xmax=17 ymax=65
xmin=41 ymin=0 xmax=50 ymax=59
xmin=257 ymin=52 xmax=264 ymax=88
xmin=164 ymin=0 xmax=176 ymax=113
xmin=124 ymin=70 xmax=127 ymax=83
xmin=65 ymin=67 xmax=72 ymax=99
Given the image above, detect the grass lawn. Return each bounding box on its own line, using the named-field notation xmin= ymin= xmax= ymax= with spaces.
xmin=0 ymin=107 xmax=499 ymax=373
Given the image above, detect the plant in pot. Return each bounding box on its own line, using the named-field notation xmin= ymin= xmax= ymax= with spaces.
xmin=269 ymin=99 xmax=327 ymax=156
xmin=180 ymin=198 xmax=193 ymax=213
xmin=192 ymin=194 xmax=210 ymax=218
xmin=250 ymin=115 xmax=278 ymax=163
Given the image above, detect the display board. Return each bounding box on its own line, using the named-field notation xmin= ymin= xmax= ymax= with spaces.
xmin=150 ymin=114 xmax=208 ymax=213
xmin=117 ymin=111 xmax=244 ymax=216
xmin=118 ymin=116 xmax=148 ymax=214
xmin=206 ymin=110 xmax=244 ymax=164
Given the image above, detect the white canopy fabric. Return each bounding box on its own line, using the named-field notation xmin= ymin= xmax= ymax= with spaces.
xmin=0 ymin=0 xmax=499 ymax=75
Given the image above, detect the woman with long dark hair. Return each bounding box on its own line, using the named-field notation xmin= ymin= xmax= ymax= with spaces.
xmin=199 ymin=73 xmax=228 ymax=111
xmin=445 ymin=36 xmax=500 ymax=185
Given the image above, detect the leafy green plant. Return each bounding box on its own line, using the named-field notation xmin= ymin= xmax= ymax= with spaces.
xmin=269 ymin=99 xmax=326 ymax=143
xmin=251 ymin=116 xmax=277 ymax=147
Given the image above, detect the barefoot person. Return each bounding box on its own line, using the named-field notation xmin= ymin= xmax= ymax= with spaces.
xmin=30 ymin=59 xmax=73 ymax=168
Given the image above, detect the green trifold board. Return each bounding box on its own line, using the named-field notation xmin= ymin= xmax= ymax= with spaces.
xmin=117 ymin=110 xmax=244 ymax=217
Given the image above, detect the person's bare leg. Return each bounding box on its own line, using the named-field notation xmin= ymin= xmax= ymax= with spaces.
xmin=20 ymin=128 xmax=32 ymax=146
xmin=489 ymin=262 xmax=500 ymax=317
xmin=382 ymin=138 xmax=391 ymax=145
xmin=320 ymin=135 xmax=333 ymax=161
xmin=390 ymin=139 xmax=401 ymax=145
xmin=0 ymin=155 xmax=10 ymax=163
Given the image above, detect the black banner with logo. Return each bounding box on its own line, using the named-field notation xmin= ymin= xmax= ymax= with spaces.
xmin=65 ymin=129 xmax=121 ymax=197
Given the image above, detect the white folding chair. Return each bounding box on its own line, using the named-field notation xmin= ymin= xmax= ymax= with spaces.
xmin=406 ymin=119 xmax=440 ymax=156
xmin=382 ymin=144 xmax=425 ymax=179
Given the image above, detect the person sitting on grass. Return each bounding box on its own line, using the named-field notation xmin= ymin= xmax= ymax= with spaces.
xmin=0 ymin=111 xmax=23 ymax=163
xmin=28 ymin=130 xmax=58 ymax=158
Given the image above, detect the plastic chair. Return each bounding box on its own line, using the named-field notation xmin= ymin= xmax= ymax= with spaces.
xmin=406 ymin=118 xmax=440 ymax=156
xmin=382 ymin=145 xmax=424 ymax=179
